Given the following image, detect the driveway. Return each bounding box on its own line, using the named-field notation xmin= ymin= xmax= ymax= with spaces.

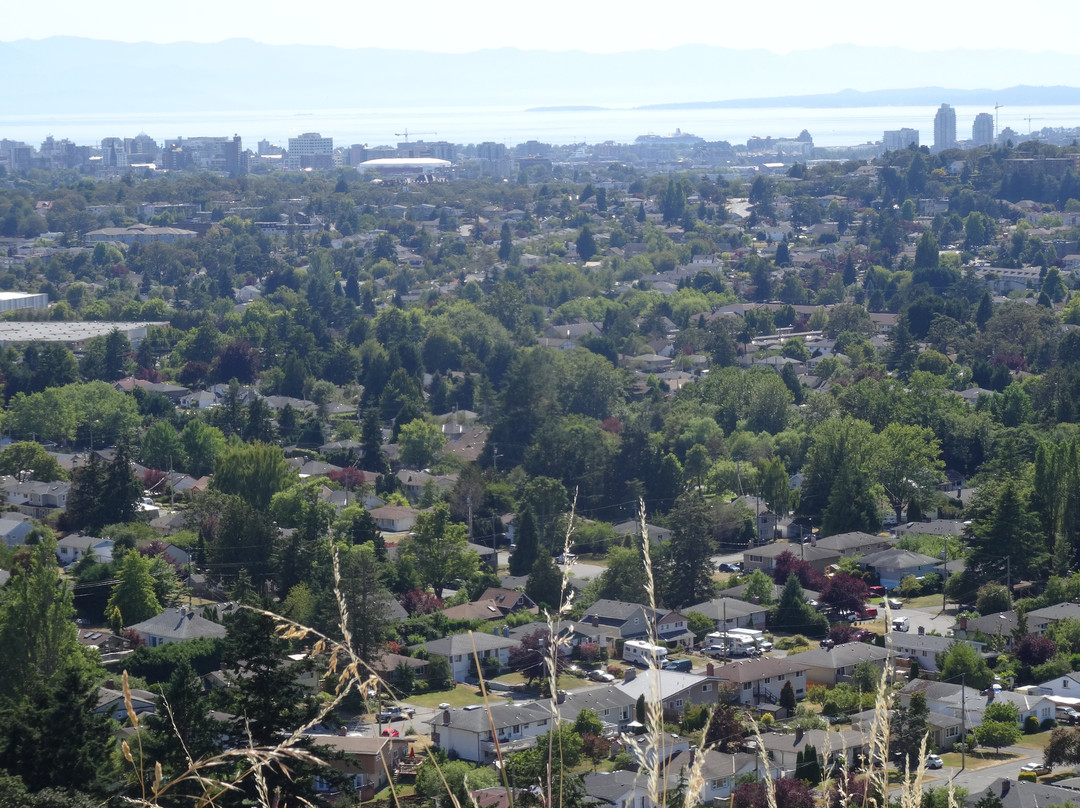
xmin=935 ymin=744 xmax=1041 ymax=797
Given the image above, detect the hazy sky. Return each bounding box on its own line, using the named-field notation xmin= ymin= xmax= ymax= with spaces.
xmin=4 ymin=0 xmax=1077 ymax=54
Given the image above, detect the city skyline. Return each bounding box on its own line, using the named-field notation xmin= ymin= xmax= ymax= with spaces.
xmin=4 ymin=0 xmax=1078 ymax=55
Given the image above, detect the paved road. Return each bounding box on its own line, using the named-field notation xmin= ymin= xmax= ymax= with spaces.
xmin=935 ymin=744 xmax=1040 ymax=797
xmin=497 ymin=551 xmax=607 ymax=581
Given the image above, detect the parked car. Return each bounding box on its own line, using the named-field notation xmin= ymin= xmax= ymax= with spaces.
xmin=663 ymin=658 xmax=694 ymax=672
xmin=819 ymin=638 xmax=836 ymax=649
xmin=376 ymin=706 xmax=415 ymax=722
xmin=856 ymin=606 xmax=878 ymax=620
xmin=926 ymin=754 xmax=943 ymax=770
xmin=1020 ymin=763 xmax=1052 ymax=776
xmin=882 ymin=598 xmax=903 ymax=610
xmin=849 ymin=628 xmax=873 ymax=642
xmin=588 ymin=670 xmax=615 ymax=683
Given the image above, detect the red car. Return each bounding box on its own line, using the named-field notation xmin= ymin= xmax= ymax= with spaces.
xmin=857 ymin=606 xmax=878 ymax=619
xmin=849 ymin=628 xmax=873 ymax=642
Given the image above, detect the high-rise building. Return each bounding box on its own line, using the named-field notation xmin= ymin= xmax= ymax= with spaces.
xmin=883 ymin=128 xmax=919 ymax=151
xmin=972 ymin=113 xmax=994 ymax=147
xmin=934 ymin=104 xmax=956 ymax=151
xmin=287 ymin=132 xmax=333 ymax=156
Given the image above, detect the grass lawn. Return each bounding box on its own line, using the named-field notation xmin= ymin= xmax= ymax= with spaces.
xmin=1014 ymin=730 xmax=1055 ymax=751
xmin=491 ymin=672 xmax=589 ymax=692
xmin=902 ymin=594 xmax=953 ymax=611
xmin=406 ymin=684 xmax=500 ymax=709
xmin=372 ymin=783 xmax=416 ymax=800
xmin=939 ymin=750 xmax=1021 ymax=770
xmin=1042 ymin=769 xmax=1078 ymax=783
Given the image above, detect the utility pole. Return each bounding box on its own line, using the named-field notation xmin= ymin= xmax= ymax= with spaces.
xmin=942 ymin=541 xmax=947 ymax=615
xmin=1006 ymin=555 xmax=1011 ymax=595
xmin=466 ymin=494 xmax=474 ymax=540
xmin=960 ymin=673 xmax=967 ymax=774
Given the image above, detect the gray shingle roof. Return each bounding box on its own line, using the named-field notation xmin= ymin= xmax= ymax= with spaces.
xmin=785 ymin=642 xmax=891 ymax=669
xmin=127 ymin=608 xmax=227 ymax=640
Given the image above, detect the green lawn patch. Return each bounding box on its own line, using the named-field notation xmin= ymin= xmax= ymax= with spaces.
xmin=406 ymin=684 xmax=498 ymax=709
xmin=939 ymin=750 xmax=1020 ymax=770
xmin=1014 ymin=730 xmax=1055 ymax=751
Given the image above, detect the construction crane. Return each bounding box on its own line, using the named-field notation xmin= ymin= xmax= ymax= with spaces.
xmin=1026 ymin=115 xmax=1043 ymax=135
xmin=394 ymin=129 xmax=437 ymax=143
xmin=994 ymin=103 xmax=1004 ymax=139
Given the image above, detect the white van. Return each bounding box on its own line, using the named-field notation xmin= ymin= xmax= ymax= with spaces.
xmin=623 ymin=639 xmax=669 ymax=668
xmin=892 ymin=617 xmax=910 ymax=632
xmin=706 ymin=632 xmax=758 ymax=657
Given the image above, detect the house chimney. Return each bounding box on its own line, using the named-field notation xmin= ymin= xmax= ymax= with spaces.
xmin=592 ymin=615 xmax=599 ymax=628
xmin=959 ymin=616 xmax=968 ymax=630
xmin=706 ymin=663 xmax=715 ymax=677
xmin=1001 ymin=779 xmax=1010 ymax=798
xmin=987 ymin=689 xmax=995 ymax=703
xmin=795 ymin=727 xmax=804 ymax=744
xmin=918 ymin=625 xmax=925 ymax=636
xmin=106 ymin=678 xmax=115 ymax=690
xmin=442 ymin=709 xmax=451 ymax=725
xmin=338 ymin=726 xmax=347 ymax=736
xmin=625 ymin=668 xmax=637 ymax=683
xmin=556 ymin=690 xmax=566 ymax=705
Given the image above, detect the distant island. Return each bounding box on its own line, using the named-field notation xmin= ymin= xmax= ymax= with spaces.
xmin=638 ymin=85 xmax=1080 ymax=110
xmin=526 ymin=106 xmax=608 ymax=113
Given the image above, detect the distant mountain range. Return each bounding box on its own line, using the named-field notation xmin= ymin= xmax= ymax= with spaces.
xmin=3 ymin=37 xmax=1080 ymax=113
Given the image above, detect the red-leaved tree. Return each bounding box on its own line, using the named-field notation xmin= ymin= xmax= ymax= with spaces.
xmin=822 ymin=573 xmax=869 ymax=612
xmin=772 ymin=550 xmax=827 ymax=590
xmin=399 ymin=589 xmax=443 ymax=615
xmin=328 ymin=467 xmax=366 ymax=489
xmin=1016 ymin=635 xmax=1058 ymax=666
xmin=733 ymin=778 xmax=814 ymax=808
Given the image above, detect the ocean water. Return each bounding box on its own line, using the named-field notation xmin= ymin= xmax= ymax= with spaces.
xmin=3 ymin=104 xmax=1080 ymax=150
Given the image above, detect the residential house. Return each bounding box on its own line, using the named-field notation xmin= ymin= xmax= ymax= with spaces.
xmin=899 ymin=680 xmax=1053 ymax=732
xmin=369 ymin=652 xmax=428 ymax=681
xmin=1034 ymin=671 xmax=1080 ymax=698
xmin=557 ymin=685 xmax=638 ymax=735
xmin=966 ymin=777 xmax=1080 ymax=808
xmin=888 ymin=634 xmax=986 ymax=675
xmin=850 ymin=706 xmax=963 ymax=752
xmin=758 ymin=727 xmax=869 ymax=775
xmin=0 ymin=517 xmax=33 ymax=548
xmin=898 ymin=680 xmax=982 ymax=748
xmin=415 ymin=632 xmax=517 ymax=683
xmin=582 ymin=770 xmax=652 ymax=808
xmin=813 ymin=532 xmax=896 ymax=558
xmin=785 ymin=642 xmax=893 ymax=686
xmin=312 ymin=733 xmax=413 ymax=801
xmin=952 ymin=612 xmax=1019 ymax=649
xmin=683 ymin=597 xmax=768 ymax=632
xmin=614 ymin=668 xmax=722 ymax=722
xmin=126 ymin=608 xmax=228 ymax=647
xmin=0 ymin=477 xmax=71 ymax=519
xmin=581 ymin=599 xmax=694 ymax=647
xmin=430 ymin=702 xmax=552 ymax=763
xmin=662 ymin=749 xmax=765 ymax=803
xmin=612 ymin=520 xmax=672 ymax=544
xmin=743 ymin=542 xmax=841 ymax=574
xmin=709 ymin=657 xmax=810 ymax=706
xmin=857 ymin=548 xmax=942 ymax=589
xmin=396 ymin=470 xmax=458 ymax=503
xmin=369 ymin=505 xmax=421 ymax=533
xmin=96 ymin=685 xmax=157 ymax=722
xmin=56 ymin=534 xmax=114 ymax=565
xmin=723 ymin=581 xmax=821 ymax=605
xmin=1027 ymin=602 xmax=1080 ymax=637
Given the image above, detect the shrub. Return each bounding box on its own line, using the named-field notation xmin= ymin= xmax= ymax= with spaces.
xmin=1042 ymin=718 xmax=1057 ymax=731
xmin=1070 ymin=654 xmax=1080 ymax=671
xmin=1019 ymin=771 xmax=1038 ymax=782
xmin=760 ymin=713 xmax=774 ymax=728
xmin=1024 ymin=715 xmax=1041 ymax=734
xmin=807 ymin=684 xmax=828 ymax=704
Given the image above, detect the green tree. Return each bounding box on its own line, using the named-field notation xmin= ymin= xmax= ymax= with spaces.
xmin=937 ymin=641 xmax=994 ymax=691
xmin=891 ymin=691 xmax=931 ymax=766
xmin=179 ymin=419 xmax=226 ymax=478
xmin=417 ymin=758 xmax=498 ymax=807
xmin=687 ymin=611 xmax=717 ymax=643
xmin=974 ymin=716 xmax=1021 ymax=753
xmin=668 ymin=492 xmax=718 ymax=608
xmin=870 ymin=423 xmax=945 ymax=524
xmin=769 ymin=574 xmax=828 ymax=637
xmin=779 ymin=680 xmax=796 ymax=712
xmin=211 ymin=441 xmax=295 ymax=510
xmin=0 ymin=538 xmax=81 ymax=699
xmin=0 ymin=441 xmax=66 ymax=481
xmin=499 ymin=222 xmax=513 ymax=261
xmin=509 ymin=505 xmax=540 ymax=576
xmin=576 ymin=225 xmax=597 ymax=262
xmin=590 ymin=544 xmax=649 ymax=604
xmin=397 ymin=418 xmax=447 ymax=469
xmin=106 ymin=551 xmax=162 ymax=632
xmin=142 ymin=661 xmax=223 ymax=786
xmin=758 ymin=456 xmax=790 ymax=517
xmin=744 ymin=569 xmax=775 ymax=605
xmin=914 ymin=230 xmax=940 ymax=269
xmin=400 ymin=502 xmax=478 ymax=598
xmin=140 ymin=420 xmax=186 ymax=472
xmin=967 ymin=481 xmax=1045 ymax=584
xmin=335 ymin=541 xmax=392 ymax=664
xmin=526 ymin=553 xmax=565 ymax=612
